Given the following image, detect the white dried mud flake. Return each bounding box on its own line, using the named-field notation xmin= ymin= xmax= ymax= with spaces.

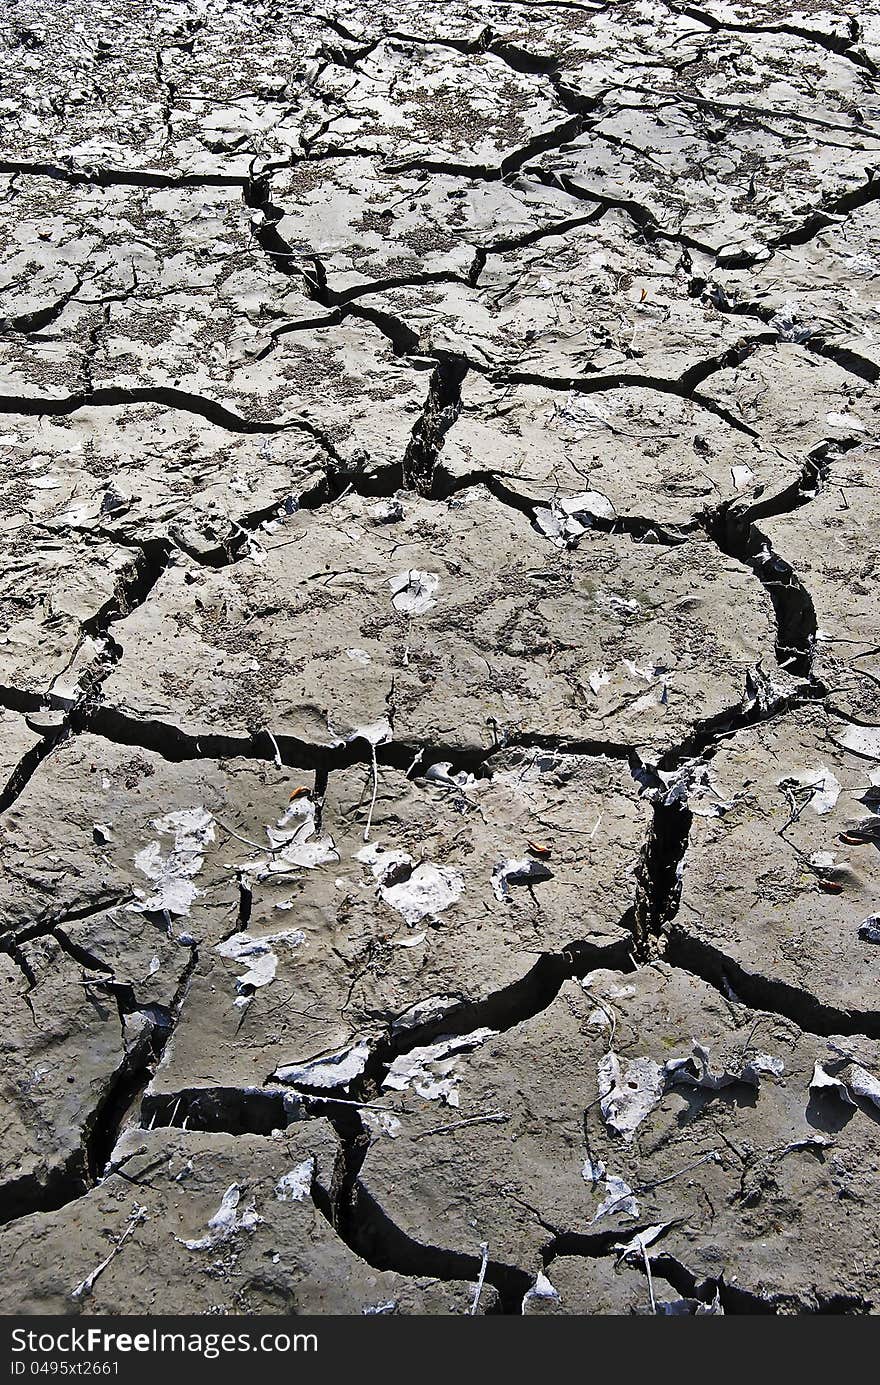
xmin=582 ymin=1156 xmax=642 ymax=1222
xmin=597 ymin=1052 xmax=666 ymax=1142
xmin=383 ymin=1029 xmax=497 ymax=1107
xmin=665 ymin=1042 xmax=785 ymax=1091
xmin=235 ymin=796 xmax=339 ymax=881
xmin=422 ymin=761 xmax=474 ymax=791
xmin=593 ymin=1176 xmax=641 ymax=1223
xmin=389 ymin=569 xmax=439 ymax=615
xmin=521 ymin=1273 xmax=561 ymax=1312
xmin=533 ymin=491 xmax=616 ymax=547
xmin=132 ymin=807 xmax=215 ymax=918
xmin=273 ymin=1040 xmax=372 ymax=1092
xmin=180 ymin=1183 xmax=263 ymax=1251
xmin=776 ymin=766 xmax=841 ymax=815
xmin=214 ymin=928 xmax=305 ymax=1004
xmin=491 ymin=857 xmax=554 ymax=902
xmin=833 ymin=725 xmax=880 ymax=761
xmin=858 ymin=915 xmax=880 ymax=944
xmin=811 ymin=1055 xmax=880 ymax=1113
xmin=614 ymin=1223 xmax=678 ymax=1262
xmin=363 ymin=1110 xmax=402 ymax=1141
xmin=357 ymin=842 xmax=415 ymax=884
xmin=594 ymin=1026 xmax=783 ymax=1150
xmin=274 ymin=1158 xmax=315 ymax=1203
xmin=345 ymin=717 xmax=392 ymax=748
xmin=381 ymin=864 xmax=465 ymax=925
xmin=357 ymin=844 xmax=465 ymax=925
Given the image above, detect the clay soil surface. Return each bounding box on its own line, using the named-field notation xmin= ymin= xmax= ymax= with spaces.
xmin=1 ymin=0 xmax=879 ymax=1316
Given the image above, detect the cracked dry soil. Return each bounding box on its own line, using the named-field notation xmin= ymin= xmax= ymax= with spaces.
xmin=0 ymin=0 xmax=879 ymax=1318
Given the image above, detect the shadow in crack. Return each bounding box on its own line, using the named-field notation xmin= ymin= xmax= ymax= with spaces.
xmin=806 ymin=1088 xmax=880 ymax=1134
xmin=805 ymin=1091 xmax=856 ymax=1135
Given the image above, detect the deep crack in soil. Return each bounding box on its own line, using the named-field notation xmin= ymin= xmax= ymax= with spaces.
xmin=1 ymin=0 xmax=879 ymax=1318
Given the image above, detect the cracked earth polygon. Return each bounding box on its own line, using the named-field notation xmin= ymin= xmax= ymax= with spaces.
xmin=1 ymin=0 xmax=879 ymax=1317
